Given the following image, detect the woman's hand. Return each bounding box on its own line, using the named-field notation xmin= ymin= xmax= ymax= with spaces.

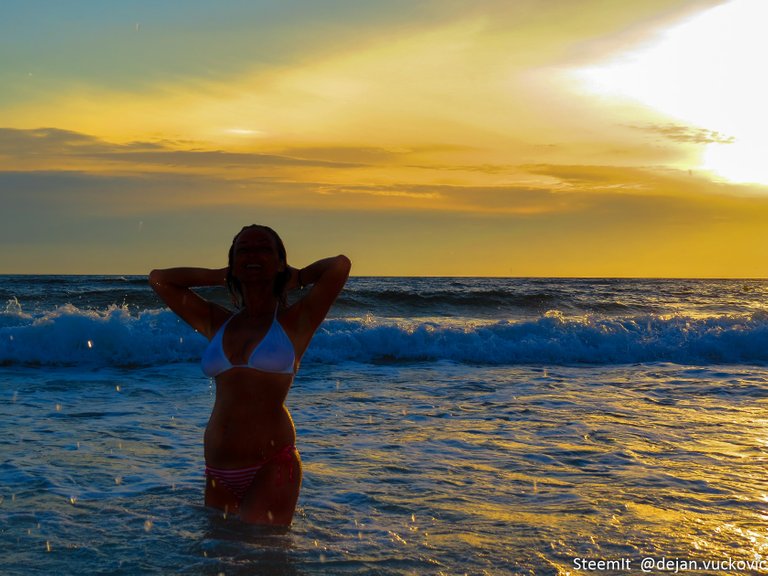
xmin=284 ymin=266 xmax=301 ymax=292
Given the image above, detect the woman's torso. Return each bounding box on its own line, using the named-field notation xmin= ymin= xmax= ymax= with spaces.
xmin=202 ymin=309 xmax=300 ymax=467
xmin=204 ymin=370 xmax=296 ymax=467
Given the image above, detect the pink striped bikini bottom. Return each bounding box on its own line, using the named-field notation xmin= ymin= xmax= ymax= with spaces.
xmin=205 ymin=445 xmax=296 ymax=501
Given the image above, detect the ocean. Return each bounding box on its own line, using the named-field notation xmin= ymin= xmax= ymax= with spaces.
xmin=2 ymin=276 xmax=768 ymax=575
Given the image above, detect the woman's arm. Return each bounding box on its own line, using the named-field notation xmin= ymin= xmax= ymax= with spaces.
xmin=148 ymin=267 xmax=229 ymax=338
xmin=287 ymin=256 xmax=350 ymax=292
xmin=289 ymin=255 xmax=351 ymax=338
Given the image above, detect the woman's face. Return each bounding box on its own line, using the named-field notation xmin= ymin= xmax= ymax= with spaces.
xmin=231 ymin=228 xmax=284 ymax=282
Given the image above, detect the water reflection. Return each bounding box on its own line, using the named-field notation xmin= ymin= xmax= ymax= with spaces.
xmin=196 ymin=511 xmax=301 ymax=576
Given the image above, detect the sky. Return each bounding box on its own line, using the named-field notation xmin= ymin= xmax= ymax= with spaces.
xmin=2 ymin=0 xmax=767 ymax=277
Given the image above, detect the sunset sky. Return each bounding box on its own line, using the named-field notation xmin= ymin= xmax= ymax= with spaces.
xmin=2 ymin=0 xmax=767 ymax=276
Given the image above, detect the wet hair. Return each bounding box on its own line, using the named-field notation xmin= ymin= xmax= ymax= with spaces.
xmin=226 ymin=224 xmax=289 ymax=309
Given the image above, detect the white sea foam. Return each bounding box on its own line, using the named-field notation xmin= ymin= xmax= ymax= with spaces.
xmin=2 ymin=306 xmax=768 ymax=367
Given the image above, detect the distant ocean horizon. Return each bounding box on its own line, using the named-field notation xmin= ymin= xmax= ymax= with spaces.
xmin=3 ymin=275 xmax=768 ymax=574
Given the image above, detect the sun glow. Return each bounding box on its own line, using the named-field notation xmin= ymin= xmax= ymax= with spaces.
xmin=578 ymin=0 xmax=768 ymax=185
xmin=225 ymin=128 xmax=266 ymax=137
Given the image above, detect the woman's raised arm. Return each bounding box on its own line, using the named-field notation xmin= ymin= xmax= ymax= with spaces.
xmin=288 ymin=255 xmax=351 ymax=338
xmin=148 ymin=267 xmax=229 ymax=339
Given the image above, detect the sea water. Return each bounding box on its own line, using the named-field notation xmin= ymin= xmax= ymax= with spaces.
xmin=2 ymin=276 xmax=768 ymax=575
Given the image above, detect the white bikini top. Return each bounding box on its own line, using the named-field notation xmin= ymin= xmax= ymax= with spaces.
xmin=201 ymin=309 xmax=295 ymax=377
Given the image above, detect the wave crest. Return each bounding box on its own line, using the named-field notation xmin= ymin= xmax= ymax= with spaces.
xmin=2 ymin=306 xmax=768 ymax=367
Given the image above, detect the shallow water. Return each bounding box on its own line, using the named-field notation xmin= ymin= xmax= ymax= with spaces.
xmin=3 ymin=360 xmax=768 ymax=575
xmin=4 ymin=276 xmax=768 ymax=574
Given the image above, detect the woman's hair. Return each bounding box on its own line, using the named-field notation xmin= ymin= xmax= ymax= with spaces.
xmin=226 ymin=224 xmax=289 ymax=309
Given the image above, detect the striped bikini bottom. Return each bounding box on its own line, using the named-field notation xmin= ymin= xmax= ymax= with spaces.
xmin=205 ymin=445 xmax=296 ymax=501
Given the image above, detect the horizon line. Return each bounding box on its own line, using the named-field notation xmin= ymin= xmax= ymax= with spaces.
xmin=1 ymin=273 xmax=767 ymax=281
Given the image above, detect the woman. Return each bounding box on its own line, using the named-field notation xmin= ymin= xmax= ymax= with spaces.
xmin=149 ymin=224 xmax=351 ymax=525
